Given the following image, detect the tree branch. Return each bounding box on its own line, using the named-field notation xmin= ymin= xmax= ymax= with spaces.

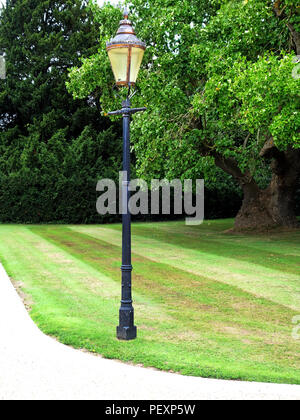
xmin=260 ymin=136 xmax=300 ymax=183
xmin=212 ymin=151 xmax=255 ymax=186
xmin=287 ymin=23 xmax=300 ymax=55
xmin=259 ymin=136 xmax=277 ymax=159
xmin=273 ymin=1 xmax=287 ymax=18
xmin=272 ymin=2 xmax=300 ymax=54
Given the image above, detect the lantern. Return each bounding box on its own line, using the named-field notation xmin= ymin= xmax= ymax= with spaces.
xmin=106 ymin=8 xmax=146 ymax=86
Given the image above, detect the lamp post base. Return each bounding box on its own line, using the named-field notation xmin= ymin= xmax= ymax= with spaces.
xmin=117 ymin=305 xmax=137 ymax=340
xmin=117 ymin=325 xmax=137 ymax=340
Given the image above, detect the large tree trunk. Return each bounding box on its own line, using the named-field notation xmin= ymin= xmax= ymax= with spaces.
xmin=235 ymin=175 xmax=298 ymax=230
xmin=213 ymin=145 xmax=300 ymax=231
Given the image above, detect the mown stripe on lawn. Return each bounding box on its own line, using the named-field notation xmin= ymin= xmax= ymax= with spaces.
xmin=107 ymin=222 xmax=300 ymax=272
xmin=0 ymin=225 xmax=299 ymax=383
xmin=69 ymin=225 xmax=300 ymax=311
xmin=30 ymin=226 xmax=299 ymax=345
xmin=0 ymin=225 xmax=174 ymax=338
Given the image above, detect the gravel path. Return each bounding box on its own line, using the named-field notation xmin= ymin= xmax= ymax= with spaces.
xmin=0 ymin=263 xmax=299 ymax=400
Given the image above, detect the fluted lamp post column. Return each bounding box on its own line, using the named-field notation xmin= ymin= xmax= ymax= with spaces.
xmin=106 ymin=8 xmax=146 ymax=340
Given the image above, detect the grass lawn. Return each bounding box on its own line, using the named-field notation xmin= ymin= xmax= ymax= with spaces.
xmin=0 ymin=219 xmax=299 ymax=384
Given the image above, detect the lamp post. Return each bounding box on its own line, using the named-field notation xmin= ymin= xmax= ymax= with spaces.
xmin=106 ymin=8 xmax=146 ymax=341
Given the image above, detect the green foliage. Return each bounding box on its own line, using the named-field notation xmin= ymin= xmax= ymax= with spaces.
xmin=232 ymin=54 xmax=300 ymax=150
xmin=0 ymin=0 xmax=122 ymax=223
xmin=0 ymin=127 xmax=122 ymax=223
xmin=190 ymin=0 xmax=299 ymax=171
xmin=67 ymin=0 xmax=299 ymax=216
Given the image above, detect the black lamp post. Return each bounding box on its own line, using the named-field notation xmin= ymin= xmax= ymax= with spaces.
xmin=106 ymin=8 xmax=146 ymax=341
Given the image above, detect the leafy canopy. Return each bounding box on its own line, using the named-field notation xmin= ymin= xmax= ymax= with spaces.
xmin=67 ymin=0 xmax=300 ymax=187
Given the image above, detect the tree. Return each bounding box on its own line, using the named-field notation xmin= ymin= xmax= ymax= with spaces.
xmin=68 ymin=0 xmax=300 ymax=230
xmin=0 ymin=0 xmax=103 ymax=147
xmin=0 ymin=0 xmax=123 ymax=223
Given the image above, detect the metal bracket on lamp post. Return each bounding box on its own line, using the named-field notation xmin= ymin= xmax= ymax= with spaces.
xmin=108 ymin=98 xmax=146 ymax=341
xmin=108 ymin=102 xmax=147 ymax=117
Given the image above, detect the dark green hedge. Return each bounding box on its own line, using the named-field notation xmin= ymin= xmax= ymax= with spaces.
xmin=0 ymin=125 xmax=122 ymax=224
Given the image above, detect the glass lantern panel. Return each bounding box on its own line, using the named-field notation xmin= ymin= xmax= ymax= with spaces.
xmin=130 ymin=47 xmax=145 ymax=84
xmin=108 ymin=47 xmax=129 ymax=84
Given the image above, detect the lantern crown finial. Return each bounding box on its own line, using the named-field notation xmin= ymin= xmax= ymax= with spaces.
xmin=123 ymin=6 xmax=129 ymax=20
